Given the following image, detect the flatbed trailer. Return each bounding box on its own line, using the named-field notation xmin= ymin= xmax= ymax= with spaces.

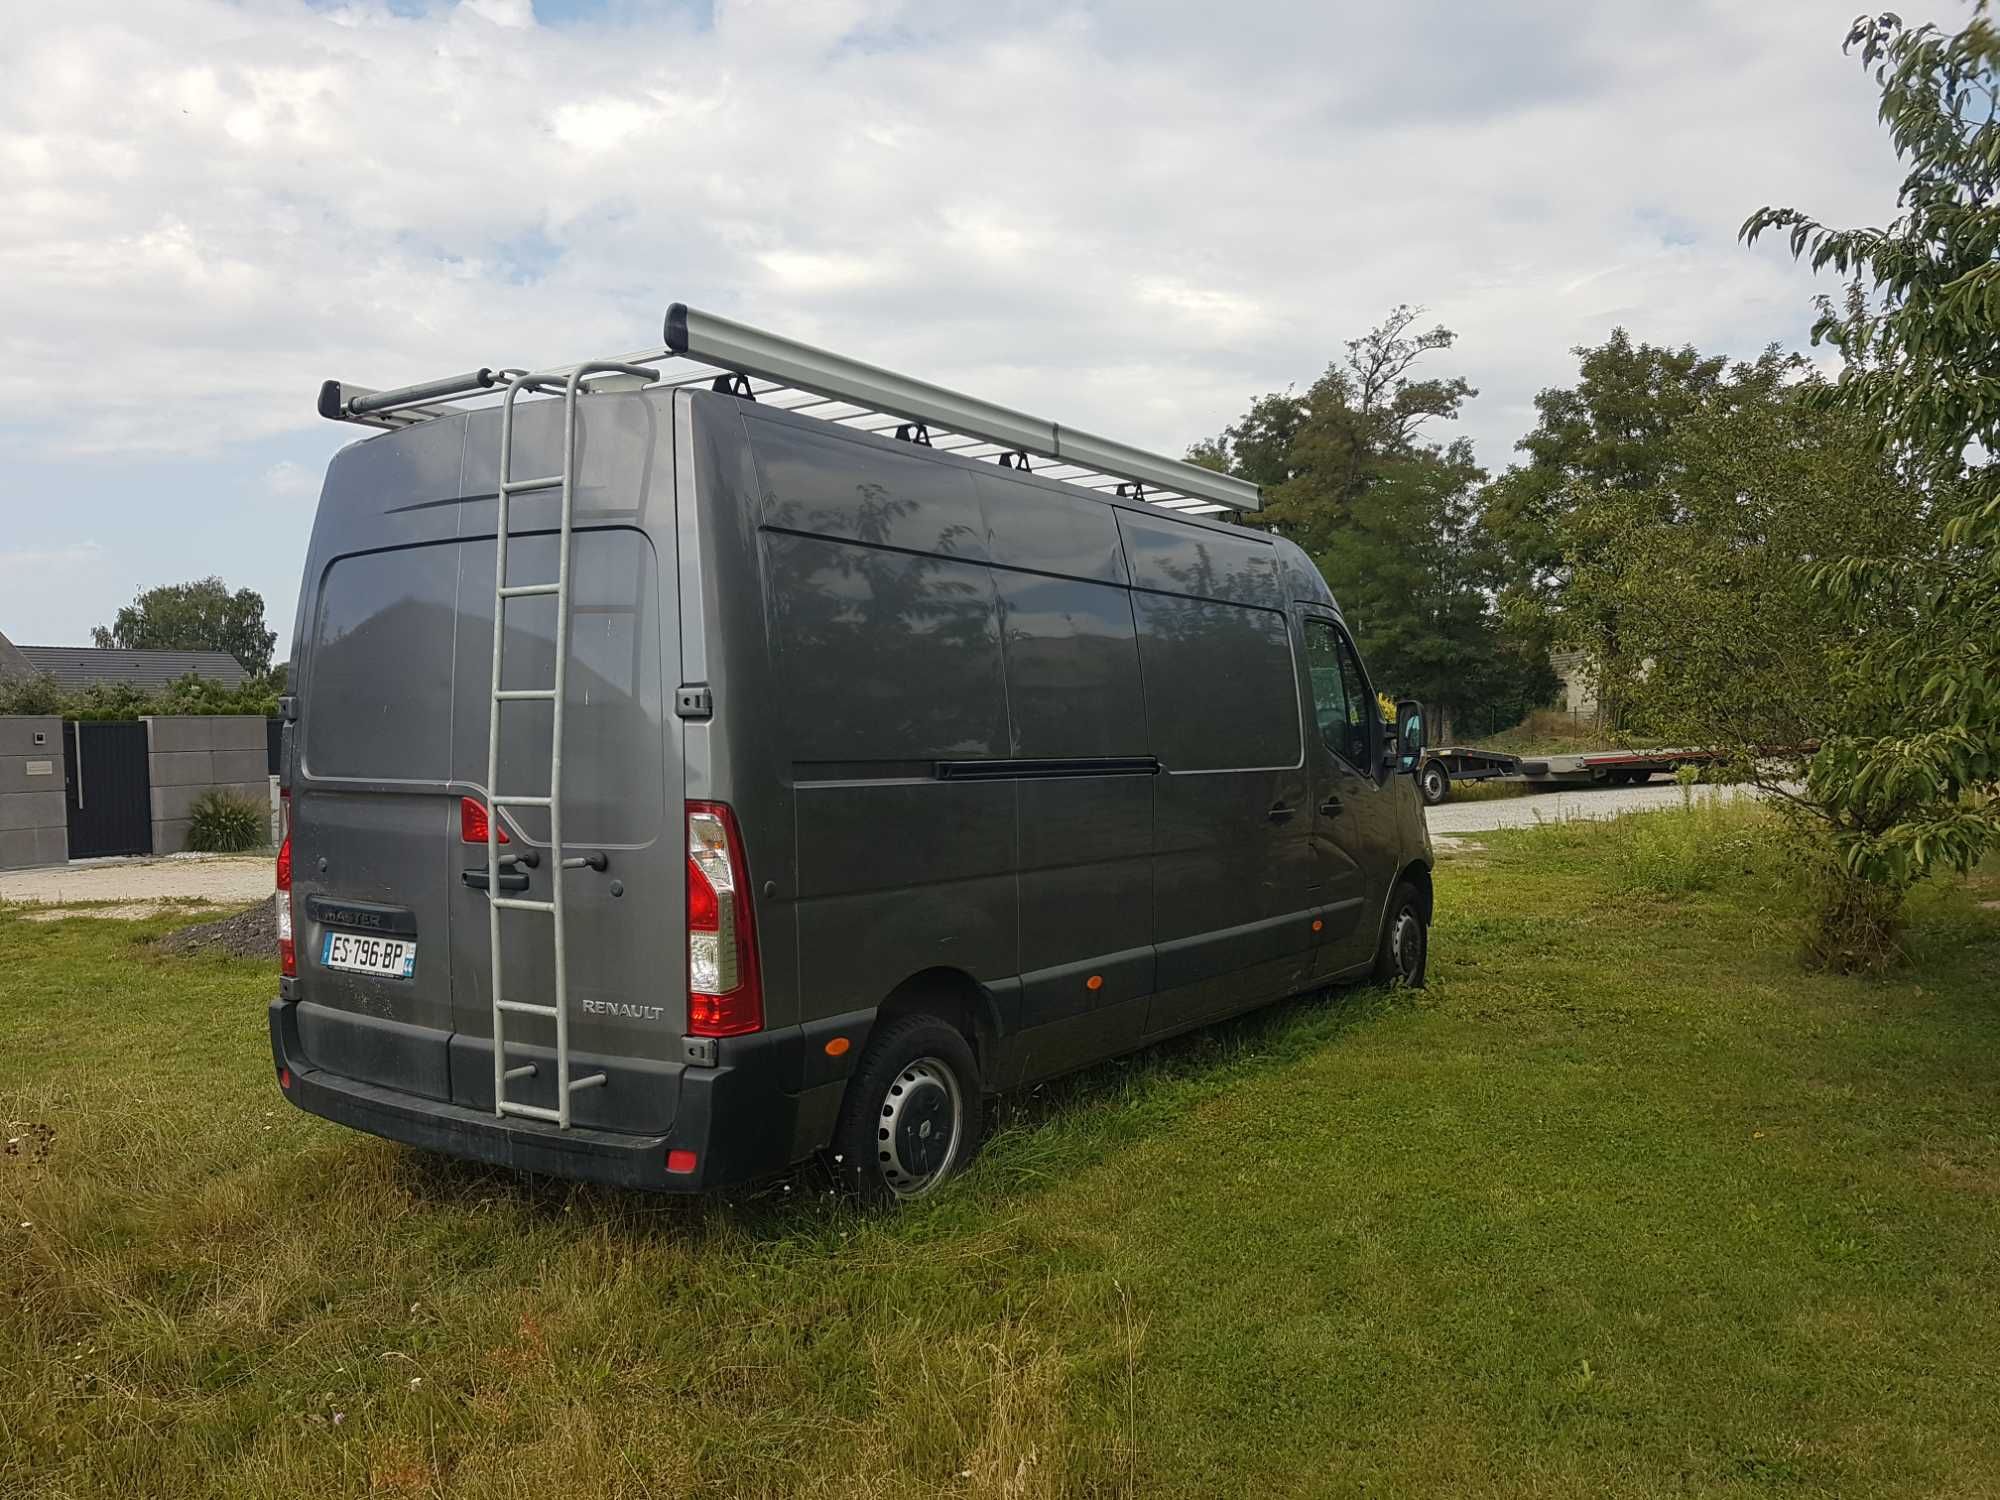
xmin=1416 ymin=745 xmax=1733 ymax=806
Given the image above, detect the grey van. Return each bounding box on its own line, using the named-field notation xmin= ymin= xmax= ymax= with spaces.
xmin=271 ymin=305 xmax=1434 ymax=1201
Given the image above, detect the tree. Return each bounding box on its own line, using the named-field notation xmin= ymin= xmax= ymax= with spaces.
xmin=1194 ymin=308 xmax=1553 ymax=735
xmin=1736 ymin=8 xmax=2000 ymax=967
xmin=1482 ymin=333 xmax=1798 ymax=724
xmin=93 ymin=577 xmax=277 ymax=676
xmin=1568 ymin=374 xmax=1927 ymax=780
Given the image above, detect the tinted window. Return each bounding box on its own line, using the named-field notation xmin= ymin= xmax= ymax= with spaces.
xmin=1132 ymin=593 xmax=1299 ymax=771
xmin=996 ymin=573 xmax=1146 ymax=758
xmin=1115 ymin=509 xmax=1284 ymax=607
xmin=1302 ymin=617 xmax=1372 ymax=768
xmin=975 ymin=471 xmax=1126 ymax=584
xmin=306 ymin=544 xmax=458 ymax=780
xmin=764 ymin=531 xmax=1007 ymax=760
xmin=746 ymin=414 xmax=987 ymax=561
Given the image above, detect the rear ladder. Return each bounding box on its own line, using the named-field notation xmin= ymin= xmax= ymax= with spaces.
xmin=484 ymin=360 xmax=658 ymax=1126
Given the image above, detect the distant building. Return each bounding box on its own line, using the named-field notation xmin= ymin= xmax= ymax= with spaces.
xmin=0 ymin=629 xmax=248 ymax=692
xmin=0 ymin=631 xmax=31 ymax=684
xmin=1549 ymin=649 xmax=1599 ymax=720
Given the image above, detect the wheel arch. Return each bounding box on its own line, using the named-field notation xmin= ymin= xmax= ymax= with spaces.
xmin=1398 ymin=860 xmax=1434 ymax=923
xmin=873 ymin=966 xmax=1004 ymax=1088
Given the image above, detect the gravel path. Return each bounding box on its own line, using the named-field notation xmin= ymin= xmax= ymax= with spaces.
xmin=1425 ymin=780 xmax=1769 ymax=835
xmin=0 ymin=854 xmax=272 ymax=907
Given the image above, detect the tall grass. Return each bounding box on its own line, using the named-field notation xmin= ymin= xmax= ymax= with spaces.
xmin=5 ymin=808 xmax=1999 ymax=1496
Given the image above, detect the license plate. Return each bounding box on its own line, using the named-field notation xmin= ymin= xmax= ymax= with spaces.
xmin=322 ymin=930 xmax=417 ymax=979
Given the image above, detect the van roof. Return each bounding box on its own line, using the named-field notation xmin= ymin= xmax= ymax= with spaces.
xmin=318 ymin=303 xmax=1261 ymax=520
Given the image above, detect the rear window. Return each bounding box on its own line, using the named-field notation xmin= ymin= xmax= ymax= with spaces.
xmin=304 ymin=544 xmax=457 ymax=781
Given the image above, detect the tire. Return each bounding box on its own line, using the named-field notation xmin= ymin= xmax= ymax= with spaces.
xmin=1419 ymin=760 xmax=1451 ymax=806
xmin=829 ymin=1013 xmax=983 ymax=1204
xmin=1373 ymin=880 xmax=1429 ymax=988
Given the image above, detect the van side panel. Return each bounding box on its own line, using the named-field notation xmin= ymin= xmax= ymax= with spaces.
xmin=1122 ymin=520 xmax=1316 ymax=1035
xmin=992 ymin=568 xmax=1156 ymax=1076
xmin=758 ymin=517 xmax=1020 ymax=1023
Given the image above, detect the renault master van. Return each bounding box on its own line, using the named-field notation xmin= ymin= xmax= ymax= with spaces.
xmin=270 ymin=305 xmax=1434 ymax=1201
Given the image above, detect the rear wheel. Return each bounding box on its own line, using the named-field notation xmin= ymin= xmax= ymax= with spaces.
xmin=829 ymin=1013 xmax=983 ymax=1204
xmin=1373 ymin=880 xmax=1429 ymax=988
xmin=1419 ymin=760 xmax=1451 ymax=806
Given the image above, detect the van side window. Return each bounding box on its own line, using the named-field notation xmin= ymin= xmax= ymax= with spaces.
xmin=1132 ymin=593 xmax=1299 ymax=770
xmin=1302 ymin=617 xmax=1370 ymax=769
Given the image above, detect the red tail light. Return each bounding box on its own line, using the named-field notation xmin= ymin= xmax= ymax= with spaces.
xmin=276 ymin=789 xmax=296 ymax=977
xmin=686 ymin=801 xmax=762 ymax=1037
xmin=460 ymin=796 xmax=510 ymax=845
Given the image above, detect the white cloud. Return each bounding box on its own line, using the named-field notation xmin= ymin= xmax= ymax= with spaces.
xmin=263 ymin=461 xmax=319 ymax=497
xmin=0 ymin=0 xmax=1901 ymax=485
xmin=0 ymin=541 xmax=106 ymax=575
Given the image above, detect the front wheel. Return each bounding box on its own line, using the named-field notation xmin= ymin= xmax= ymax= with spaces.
xmin=1373 ymin=880 xmax=1429 ymax=988
xmin=1418 ymin=760 xmax=1451 ymax=806
xmin=829 ymin=1014 xmax=983 ymax=1203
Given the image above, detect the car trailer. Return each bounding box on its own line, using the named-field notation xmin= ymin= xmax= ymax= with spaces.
xmin=1415 ymin=746 xmax=1731 ymax=806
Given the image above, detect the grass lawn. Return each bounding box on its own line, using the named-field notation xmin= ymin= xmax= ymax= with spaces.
xmin=4 ymin=807 xmax=1998 ymax=1498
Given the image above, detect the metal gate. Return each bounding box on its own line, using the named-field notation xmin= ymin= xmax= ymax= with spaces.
xmin=63 ymin=721 xmax=153 ymax=859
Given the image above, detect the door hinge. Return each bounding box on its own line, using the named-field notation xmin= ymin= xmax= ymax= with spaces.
xmin=675 ymin=685 xmax=713 ymax=720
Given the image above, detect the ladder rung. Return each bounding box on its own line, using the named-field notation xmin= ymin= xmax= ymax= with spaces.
xmin=493 ymin=795 xmax=552 ymax=807
xmin=497 ymin=583 xmax=561 ymax=599
xmin=494 ymin=688 xmax=557 ymax=701
xmin=497 ymin=1099 xmax=563 ymax=1123
xmin=569 ymin=1073 xmax=608 ymax=1094
xmin=504 ymin=1063 xmax=538 ymax=1081
xmin=502 ymin=475 xmax=564 ymax=493
xmin=497 ymin=999 xmax=558 ymax=1016
xmin=491 ymin=896 xmax=555 ymax=913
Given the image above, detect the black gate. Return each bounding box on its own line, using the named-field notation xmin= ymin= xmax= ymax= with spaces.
xmin=62 ymin=721 xmax=153 ymax=859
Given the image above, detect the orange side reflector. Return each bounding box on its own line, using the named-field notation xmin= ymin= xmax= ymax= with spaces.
xmin=823 ymin=1036 xmax=851 ymax=1057
xmin=1085 ymin=974 xmax=1104 ymax=991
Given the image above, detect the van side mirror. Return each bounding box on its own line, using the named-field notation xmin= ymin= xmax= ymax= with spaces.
xmin=1395 ymin=699 xmax=1425 ymax=772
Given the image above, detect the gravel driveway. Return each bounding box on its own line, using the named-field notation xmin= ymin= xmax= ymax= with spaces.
xmin=0 ymin=854 xmax=272 ymax=908
xmin=1425 ymin=780 xmax=1768 ymax=835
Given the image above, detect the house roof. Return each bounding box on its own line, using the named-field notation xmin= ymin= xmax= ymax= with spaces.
xmin=10 ymin=644 xmax=248 ymax=691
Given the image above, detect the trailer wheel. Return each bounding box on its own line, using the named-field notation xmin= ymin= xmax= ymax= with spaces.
xmin=1419 ymin=760 xmax=1451 ymax=806
xmin=828 ymin=1013 xmax=983 ymax=1205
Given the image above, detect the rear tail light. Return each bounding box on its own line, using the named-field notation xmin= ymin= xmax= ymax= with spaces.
xmin=686 ymin=801 xmax=762 ymax=1037
xmin=276 ymin=789 xmax=295 ymax=977
xmin=460 ymin=796 xmax=509 ymax=845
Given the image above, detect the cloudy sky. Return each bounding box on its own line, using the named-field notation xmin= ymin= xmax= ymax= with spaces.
xmin=2 ymin=0 xmax=1908 ymax=658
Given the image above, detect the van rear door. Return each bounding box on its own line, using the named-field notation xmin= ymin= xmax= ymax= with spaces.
xmin=290 ymin=392 xmax=684 ymax=1131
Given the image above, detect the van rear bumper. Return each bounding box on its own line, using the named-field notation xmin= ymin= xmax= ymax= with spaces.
xmin=269 ymin=1000 xmax=838 ymax=1191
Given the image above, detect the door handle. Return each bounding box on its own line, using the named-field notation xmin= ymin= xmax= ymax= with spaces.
xmin=1319 ymin=796 xmax=1344 ymax=817
xmin=1266 ymin=802 xmax=1296 ymax=824
xmin=461 ymin=867 xmax=530 ymax=893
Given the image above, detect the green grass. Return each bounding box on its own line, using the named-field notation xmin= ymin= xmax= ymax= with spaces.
xmin=4 ymin=808 xmax=1999 ymax=1498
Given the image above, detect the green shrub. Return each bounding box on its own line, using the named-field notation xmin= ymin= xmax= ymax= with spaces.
xmin=185 ymin=790 xmax=267 ymax=853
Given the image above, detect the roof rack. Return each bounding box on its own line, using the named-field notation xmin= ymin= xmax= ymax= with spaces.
xmin=317 ymin=303 xmax=1260 ymax=516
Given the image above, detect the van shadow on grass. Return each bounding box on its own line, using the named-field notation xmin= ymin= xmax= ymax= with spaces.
xmin=371 ymin=977 xmax=1418 ymax=1247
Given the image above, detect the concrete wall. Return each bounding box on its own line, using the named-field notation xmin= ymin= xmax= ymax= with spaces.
xmin=145 ymin=715 xmax=272 ymax=855
xmin=0 ymin=717 xmax=68 ymax=870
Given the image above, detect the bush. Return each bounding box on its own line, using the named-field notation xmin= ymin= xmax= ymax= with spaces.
xmin=185 ymin=790 xmax=267 ymax=853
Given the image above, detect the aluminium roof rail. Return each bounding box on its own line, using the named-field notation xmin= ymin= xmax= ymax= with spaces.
xmin=317 ymin=303 xmax=1261 ymax=516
